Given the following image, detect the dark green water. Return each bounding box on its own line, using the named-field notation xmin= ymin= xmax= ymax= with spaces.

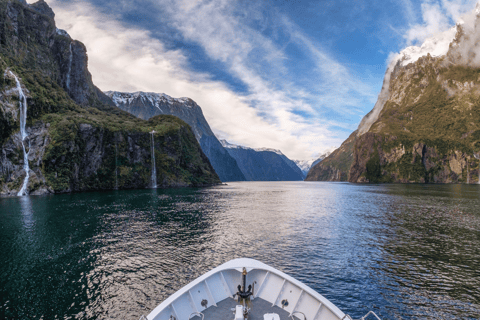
xmin=1 ymin=182 xmax=479 ymax=319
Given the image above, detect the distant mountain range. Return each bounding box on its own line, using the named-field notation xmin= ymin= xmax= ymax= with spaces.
xmin=294 ymin=151 xmax=331 ymax=178
xmin=220 ymin=140 xmax=304 ymax=181
xmin=105 ymin=91 xmax=246 ymax=182
xmin=106 ymin=91 xmax=313 ymax=182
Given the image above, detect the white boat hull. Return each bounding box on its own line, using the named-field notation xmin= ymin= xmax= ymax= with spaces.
xmin=145 ymin=258 xmax=346 ymax=320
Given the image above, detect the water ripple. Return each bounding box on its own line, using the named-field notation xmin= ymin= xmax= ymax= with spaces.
xmin=1 ymin=183 xmax=479 ymax=319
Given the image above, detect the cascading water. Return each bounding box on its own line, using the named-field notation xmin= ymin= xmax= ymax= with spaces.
xmin=475 ymin=154 xmax=480 ymax=184
xmin=115 ymin=141 xmax=118 ymax=190
xmin=467 ymin=163 xmax=470 ymax=184
xmin=66 ymin=43 xmax=73 ymax=91
xmin=150 ymin=131 xmax=157 ymax=188
xmin=10 ymin=71 xmax=30 ymax=196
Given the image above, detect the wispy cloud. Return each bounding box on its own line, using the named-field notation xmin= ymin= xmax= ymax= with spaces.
xmin=43 ymin=0 xmax=354 ymax=159
xmin=399 ymin=0 xmax=418 ymax=25
xmin=39 ymin=0 xmax=369 ymax=159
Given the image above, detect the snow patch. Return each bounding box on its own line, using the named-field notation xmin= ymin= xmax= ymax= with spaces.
xmin=396 ymin=26 xmax=457 ymax=67
xmin=254 ymin=147 xmax=284 ymax=155
xmin=220 ymin=140 xmax=285 ymax=155
xmin=220 ymin=139 xmax=253 ymax=150
xmin=56 ymin=28 xmax=70 ymax=37
xmin=105 ymin=91 xmax=192 ymax=109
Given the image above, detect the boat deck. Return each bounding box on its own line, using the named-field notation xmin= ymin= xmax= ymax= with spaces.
xmin=190 ymin=297 xmax=300 ymax=320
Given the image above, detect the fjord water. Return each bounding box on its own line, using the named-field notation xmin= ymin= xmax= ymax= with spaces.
xmin=1 ymin=182 xmax=479 ymax=319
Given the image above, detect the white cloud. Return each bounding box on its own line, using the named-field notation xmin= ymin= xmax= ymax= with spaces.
xmin=402 ymin=0 xmax=477 ymax=45
xmin=399 ymin=0 xmax=418 ymax=25
xmin=358 ymin=0 xmax=478 ymax=136
xmin=44 ymin=0 xmax=347 ymax=159
xmin=405 ymin=2 xmax=451 ymax=45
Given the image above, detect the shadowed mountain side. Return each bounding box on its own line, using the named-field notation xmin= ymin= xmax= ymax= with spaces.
xmin=221 ymin=141 xmax=304 ymax=181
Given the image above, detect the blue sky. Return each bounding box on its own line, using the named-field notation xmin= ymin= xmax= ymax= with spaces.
xmin=31 ymin=0 xmax=478 ymax=159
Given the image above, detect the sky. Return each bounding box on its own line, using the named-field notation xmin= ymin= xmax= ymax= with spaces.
xmin=28 ymin=0 xmax=478 ymax=160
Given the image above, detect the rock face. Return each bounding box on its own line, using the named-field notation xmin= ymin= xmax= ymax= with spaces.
xmin=308 ymin=5 xmax=480 ymax=184
xmin=0 ymin=0 xmax=111 ymax=109
xmin=105 ymin=91 xmax=246 ymax=182
xmin=220 ymin=140 xmax=304 ymax=181
xmin=0 ymin=0 xmax=220 ymax=196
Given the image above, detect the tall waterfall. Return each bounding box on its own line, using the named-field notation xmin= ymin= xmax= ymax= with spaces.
xmin=115 ymin=141 xmax=118 ymax=190
xmin=10 ymin=72 xmax=30 ymax=196
xmin=467 ymin=163 xmax=470 ymax=184
xmin=475 ymin=154 xmax=480 ymax=184
xmin=150 ymin=131 xmax=157 ymax=188
xmin=66 ymin=43 xmax=73 ymax=91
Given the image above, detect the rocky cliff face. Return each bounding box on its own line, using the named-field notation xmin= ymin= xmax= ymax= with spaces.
xmin=0 ymin=0 xmax=220 ymax=195
xmin=105 ymin=91 xmax=246 ymax=182
xmin=220 ymin=140 xmax=304 ymax=181
xmin=0 ymin=0 xmax=111 ymax=109
xmin=308 ymin=5 xmax=480 ymax=184
xmin=348 ymin=52 xmax=480 ymax=183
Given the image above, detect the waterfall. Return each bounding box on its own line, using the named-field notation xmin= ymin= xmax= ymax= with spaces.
xmin=66 ymin=43 xmax=73 ymax=91
xmin=150 ymin=131 xmax=157 ymax=188
xmin=475 ymin=154 xmax=480 ymax=184
xmin=467 ymin=163 xmax=470 ymax=184
xmin=10 ymin=72 xmax=30 ymax=196
xmin=115 ymin=141 xmax=118 ymax=190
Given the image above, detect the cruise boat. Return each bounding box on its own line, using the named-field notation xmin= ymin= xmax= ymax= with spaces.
xmin=140 ymin=258 xmax=381 ymax=320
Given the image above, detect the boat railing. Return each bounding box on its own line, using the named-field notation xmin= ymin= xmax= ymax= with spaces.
xmin=289 ymin=311 xmax=306 ymax=320
xmin=188 ymin=312 xmax=204 ymax=320
xmin=342 ymin=310 xmax=382 ymax=320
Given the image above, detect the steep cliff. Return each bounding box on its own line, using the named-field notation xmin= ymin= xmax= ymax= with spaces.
xmin=349 ymin=53 xmax=480 ymax=183
xmin=0 ymin=0 xmax=220 ymax=195
xmin=105 ymin=91 xmax=246 ymax=182
xmin=308 ymin=5 xmax=480 ymax=184
xmin=220 ymin=140 xmax=304 ymax=181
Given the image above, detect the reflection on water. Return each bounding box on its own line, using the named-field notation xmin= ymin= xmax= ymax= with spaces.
xmin=0 ymin=182 xmax=479 ymax=319
xmin=19 ymin=196 xmax=34 ymax=230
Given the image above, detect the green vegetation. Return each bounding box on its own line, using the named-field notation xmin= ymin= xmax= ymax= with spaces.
xmin=378 ymin=60 xmax=480 ymax=152
xmin=40 ymin=112 xmax=220 ymax=192
xmin=311 ymin=131 xmax=357 ymax=181
xmin=0 ymin=0 xmax=220 ymax=193
xmin=365 ymin=149 xmax=382 ymax=183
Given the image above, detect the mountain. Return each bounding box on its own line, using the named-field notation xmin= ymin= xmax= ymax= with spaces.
xmin=297 ymin=156 xmax=329 ymax=178
xmin=307 ymin=4 xmax=480 ymax=184
xmin=294 ymin=151 xmax=331 ymax=178
xmin=220 ymin=140 xmax=304 ymax=181
xmin=0 ymin=0 xmax=220 ymax=195
xmin=104 ymin=91 xmax=246 ymax=182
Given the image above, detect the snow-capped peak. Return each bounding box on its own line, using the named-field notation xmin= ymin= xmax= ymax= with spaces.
xmin=253 ymin=147 xmax=284 ymax=155
xmin=220 ymin=139 xmax=253 ymax=150
xmin=293 ymin=159 xmax=315 ymax=173
xmin=105 ymin=91 xmax=192 ymax=109
xmin=220 ymin=140 xmax=286 ymax=155
xmin=396 ymin=25 xmax=457 ymax=67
